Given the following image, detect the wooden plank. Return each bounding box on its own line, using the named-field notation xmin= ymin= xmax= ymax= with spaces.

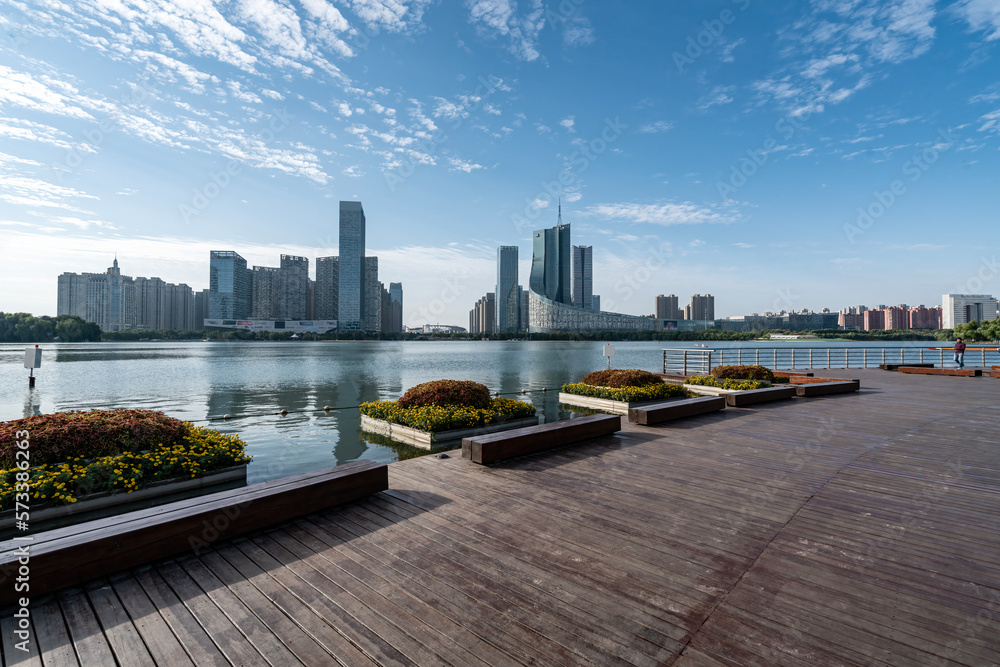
xmin=56 ymin=589 xmax=117 ymax=666
xmin=793 ymin=380 xmax=860 ymax=397
xmin=30 ymin=597 xmax=78 ymax=666
xmin=898 ymin=367 xmax=982 ymax=377
xmin=628 ymin=396 xmax=726 ymax=425
xmin=880 ymin=363 xmax=934 ymax=370
xmin=462 ymin=414 xmax=621 ymax=464
xmin=0 ymin=614 xmax=42 ymax=667
xmin=724 ymin=386 xmax=796 ymax=407
xmin=83 ymin=582 xmax=156 ymax=667
xmin=0 ymin=461 xmax=388 ymax=606
xmin=108 ymin=573 xmax=196 ymax=666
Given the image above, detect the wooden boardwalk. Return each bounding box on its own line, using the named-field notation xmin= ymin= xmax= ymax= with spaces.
xmin=3 ymin=369 xmax=999 ymax=666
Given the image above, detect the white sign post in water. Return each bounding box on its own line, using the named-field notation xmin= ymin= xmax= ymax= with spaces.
xmin=24 ymin=344 xmax=41 ymax=387
xmin=603 ymin=343 xmax=615 ymax=369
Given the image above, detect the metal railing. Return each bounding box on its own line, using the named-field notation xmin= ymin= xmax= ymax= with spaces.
xmin=663 ymin=346 xmax=1000 ymax=374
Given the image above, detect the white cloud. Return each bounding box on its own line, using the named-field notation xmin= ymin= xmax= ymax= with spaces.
xmin=956 ymin=0 xmax=1000 ymax=40
xmin=465 ymin=0 xmax=546 ymax=61
xmin=0 ymin=65 xmax=96 ymax=121
xmin=638 ymin=120 xmax=674 ymax=134
xmin=448 ymin=157 xmax=484 ymax=172
xmin=559 ymin=116 xmax=575 ymax=132
xmin=583 ymin=202 xmax=741 ymax=226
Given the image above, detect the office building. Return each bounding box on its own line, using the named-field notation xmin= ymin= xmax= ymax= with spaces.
xmin=209 ymin=251 xmax=251 ymax=319
xmin=387 ymin=282 xmax=403 ymax=333
xmin=250 ymin=266 xmax=281 ymax=319
xmin=688 ymin=294 xmax=715 ymax=321
xmin=942 ymin=294 xmax=998 ymax=329
xmin=194 ymin=289 xmax=210 ymax=329
xmin=279 ymin=255 xmax=309 ymax=319
xmin=364 ymin=256 xmax=381 ymax=333
xmin=571 ymin=245 xmax=593 ymax=310
xmin=338 ymin=201 xmax=366 ymax=330
xmin=655 ymin=294 xmax=681 ymax=320
xmin=529 ymin=214 xmax=572 ymax=305
xmin=496 ymin=246 xmax=520 ymax=332
xmin=470 ymin=293 xmax=496 ymax=334
xmin=315 ymin=256 xmax=339 ymax=320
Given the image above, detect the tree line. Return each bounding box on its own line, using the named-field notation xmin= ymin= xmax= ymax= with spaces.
xmin=0 ymin=313 xmax=102 ymax=343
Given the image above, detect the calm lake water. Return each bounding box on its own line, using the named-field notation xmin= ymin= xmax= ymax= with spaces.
xmin=0 ymin=339 xmax=942 ymax=483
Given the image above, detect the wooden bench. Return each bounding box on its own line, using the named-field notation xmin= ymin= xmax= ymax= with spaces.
xmin=462 ymin=414 xmax=621 ymax=464
xmin=628 ymin=396 xmax=725 ymax=425
xmin=880 ymin=363 xmax=934 ymax=371
xmin=898 ymin=367 xmax=982 ymax=377
xmin=0 ymin=460 xmax=387 ymax=607
xmin=794 ymin=380 xmax=861 ymax=397
xmin=725 ymin=386 xmax=797 ymax=407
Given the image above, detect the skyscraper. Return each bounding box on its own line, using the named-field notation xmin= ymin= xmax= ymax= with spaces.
xmin=656 ymin=294 xmax=680 ymax=319
xmin=209 ymin=251 xmax=251 ymax=319
xmin=250 ymin=266 xmax=281 ymax=318
xmin=529 ymin=219 xmax=571 ymax=305
xmin=338 ymin=201 xmax=366 ymax=330
xmin=388 ymin=282 xmax=403 ymax=333
xmin=363 ymin=256 xmax=381 ymax=333
xmin=688 ymin=294 xmax=715 ymax=321
xmin=279 ymin=254 xmax=309 ymax=319
xmin=571 ymin=245 xmax=593 ymax=310
xmin=315 ymin=256 xmax=339 ymax=320
xmin=496 ymin=246 xmax=520 ymax=332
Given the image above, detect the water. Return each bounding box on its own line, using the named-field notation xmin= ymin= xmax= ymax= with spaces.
xmin=0 ymin=339 xmax=941 ymax=483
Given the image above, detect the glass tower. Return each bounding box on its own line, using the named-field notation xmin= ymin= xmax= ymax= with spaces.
xmin=496 ymin=246 xmax=520 ymax=332
xmin=209 ymin=250 xmax=250 ymax=319
xmin=338 ymin=201 xmax=366 ymax=330
xmin=571 ymin=245 xmax=592 ymax=310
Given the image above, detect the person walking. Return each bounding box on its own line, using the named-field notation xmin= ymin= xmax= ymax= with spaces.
xmin=954 ymin=337 xmax=966 ymax=369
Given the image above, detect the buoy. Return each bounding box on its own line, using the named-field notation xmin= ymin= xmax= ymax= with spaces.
xmin=521 ymin=389 xmax=526 ymax=395
xmin=223 ymin=414 xmax=231 ymax=420
xmin=323 ymin=405 xmax=331 ymax=412
xmin=280 ymin=409 xmax=288 ymax=416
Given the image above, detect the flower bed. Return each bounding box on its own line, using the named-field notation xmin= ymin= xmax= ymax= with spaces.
xmin=359 ymin=380 xmax=538 ymax=450
xmin=0 ymin=410 xmax=251 ymax=512
xmin=560 ymin=369 xmax=690 ymax=415
xmin=710 ymin=365 xmax=775 ymax=382
xmin=685 ymin=375 xmax=770 ymax=391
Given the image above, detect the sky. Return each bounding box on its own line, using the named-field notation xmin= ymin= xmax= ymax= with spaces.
xmin=1 ymin=0 xmax=999 ymax=328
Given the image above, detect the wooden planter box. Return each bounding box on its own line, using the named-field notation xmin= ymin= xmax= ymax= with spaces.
xmin=684 ymin=384 xmax=796 ymax=406
xmin=558 ymin=392 xmax=680 ymax=416
xmin=0 ymin=464 xmax=247 ymax=530
xmin=360 ymin=414 xmax=539 ymax=450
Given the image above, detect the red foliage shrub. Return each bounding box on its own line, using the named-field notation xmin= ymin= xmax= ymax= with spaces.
xmin=397 ymin=380 xmax=492 ymax=409
xmin=580 ymin=369 xmax=664 ymax=388
xmin=711 ymin=365 xmax=775 ymax=382
xmin=0 ymin=409 xmax=190 ymax=467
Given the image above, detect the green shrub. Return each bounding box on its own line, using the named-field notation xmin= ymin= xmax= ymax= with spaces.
xmin=580 ymin=369 xmax=664 ymax=388
xmin=711 ymin=364 xmax=775 ymax=382
xmin=561 ymin=382 xmax=688 ymax=402
xmin=686 ymin=375 xmax=769 ymax=390
xmin=0 ymin=409 xmax=189 ymax=468
xmin=360 ymin=397 xmax=535 ymax=432
xmin=397 ymin=380 xmax=491 ymax=409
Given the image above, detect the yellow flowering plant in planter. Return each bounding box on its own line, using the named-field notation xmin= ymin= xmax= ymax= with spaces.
xmin=561 ymin=368 xmax=690 ymax=402
xmin=0 ymin=410 xmax=251 ymax=511
xmin=360 ymin=380 xmax=536 ymax=433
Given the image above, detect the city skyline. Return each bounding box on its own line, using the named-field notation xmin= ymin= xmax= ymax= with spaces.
xmin=2 ymin=3 xmax=999 ymax=324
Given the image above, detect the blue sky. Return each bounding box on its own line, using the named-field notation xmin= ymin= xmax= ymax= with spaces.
xmin=1 ymin=0 xmax=998 ymax=327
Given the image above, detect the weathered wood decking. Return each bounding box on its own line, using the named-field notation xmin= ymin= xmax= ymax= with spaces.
xmin=3 ymin=368 xmax=999 ymax=666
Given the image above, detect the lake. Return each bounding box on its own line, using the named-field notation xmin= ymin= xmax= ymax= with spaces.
xmin=0 ymin=339 xmax=944 ymax=483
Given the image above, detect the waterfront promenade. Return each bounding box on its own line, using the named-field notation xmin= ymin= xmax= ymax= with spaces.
xmin=3 ymin=368 xmax=999 ymax=665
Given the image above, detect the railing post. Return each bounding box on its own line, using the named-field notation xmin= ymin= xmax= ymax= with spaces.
xmin=939 ymin=349 xmax=943 ymax=367
xmin=773 ymin=349 xmax=777 ymax=369
xmin=809 ymin=348 xmax=813 ymax=368
xmin=791 ymin=348 xmax=796 ymax=368
xmin=755 ymin=349 xmax=759 ymax=364
xmin=863 ymin=348 xmax=867 ymax=368
xmin=846 ymin=349 xmax=849 ymax=369
xmin=707 ymin=351 xmax=712 ymax=374
xmin=738 ymin=349 xmax=742 ymax=364
xmin=983 ymin=349 xmax=986 ymax=367
xmin=827 ymin=348 xmax=831 ymax=367
xmin=920 ymin=349 xmax=924 ymax=363
xmin=683 ymin=351 xmax=688 ymax=376
xmin=882 ymin=349 xmax=886 ymax=364
xmin=900 ymin=349 xmax=904 ymax=364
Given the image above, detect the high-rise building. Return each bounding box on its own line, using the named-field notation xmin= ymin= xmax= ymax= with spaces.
xmin=388 ymin=282 xmax=403 ymax=333
xmin=908 ymin=305 xmax=942 ymax=330
xmin=655 ymin=294 xmax=680 ymax=319
xmin=571 ymin=245 xmax=593 ymax=310
xmin=520 ymin=286 xmax=529 ymax=331
xmin=530 ymin=215 xmax=572 ymax=305
xmin=470 ymin=293 xmax=496 ymax=333
xmin=864 ymin=309 xmax=885 ymax=331
xmin=688 ymin=294 xmax=715 ymax=321
xmin=315 ymin=256 xmax=339 ymax=320
xmin=496 ymin=246 xmax=520 ymax=332
xmin=592 ymin=295 xmax=600 ymax=312
xmin=279 ymin=254 xmax=309 ymax=319
xmin=195 ymin=289 xmax=210 ymax=329
xmin=209 ymin=251 xmax=251 ymax=319
xmin=942 ymin=294 xmax=998 ymax=329
xmin=251 ymin=266 xmax=281 ymax=318
xmin=363 ymin=256 xmax=381 ymax=333
xmin=338 ymin=201 xmax=366 ymax=330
